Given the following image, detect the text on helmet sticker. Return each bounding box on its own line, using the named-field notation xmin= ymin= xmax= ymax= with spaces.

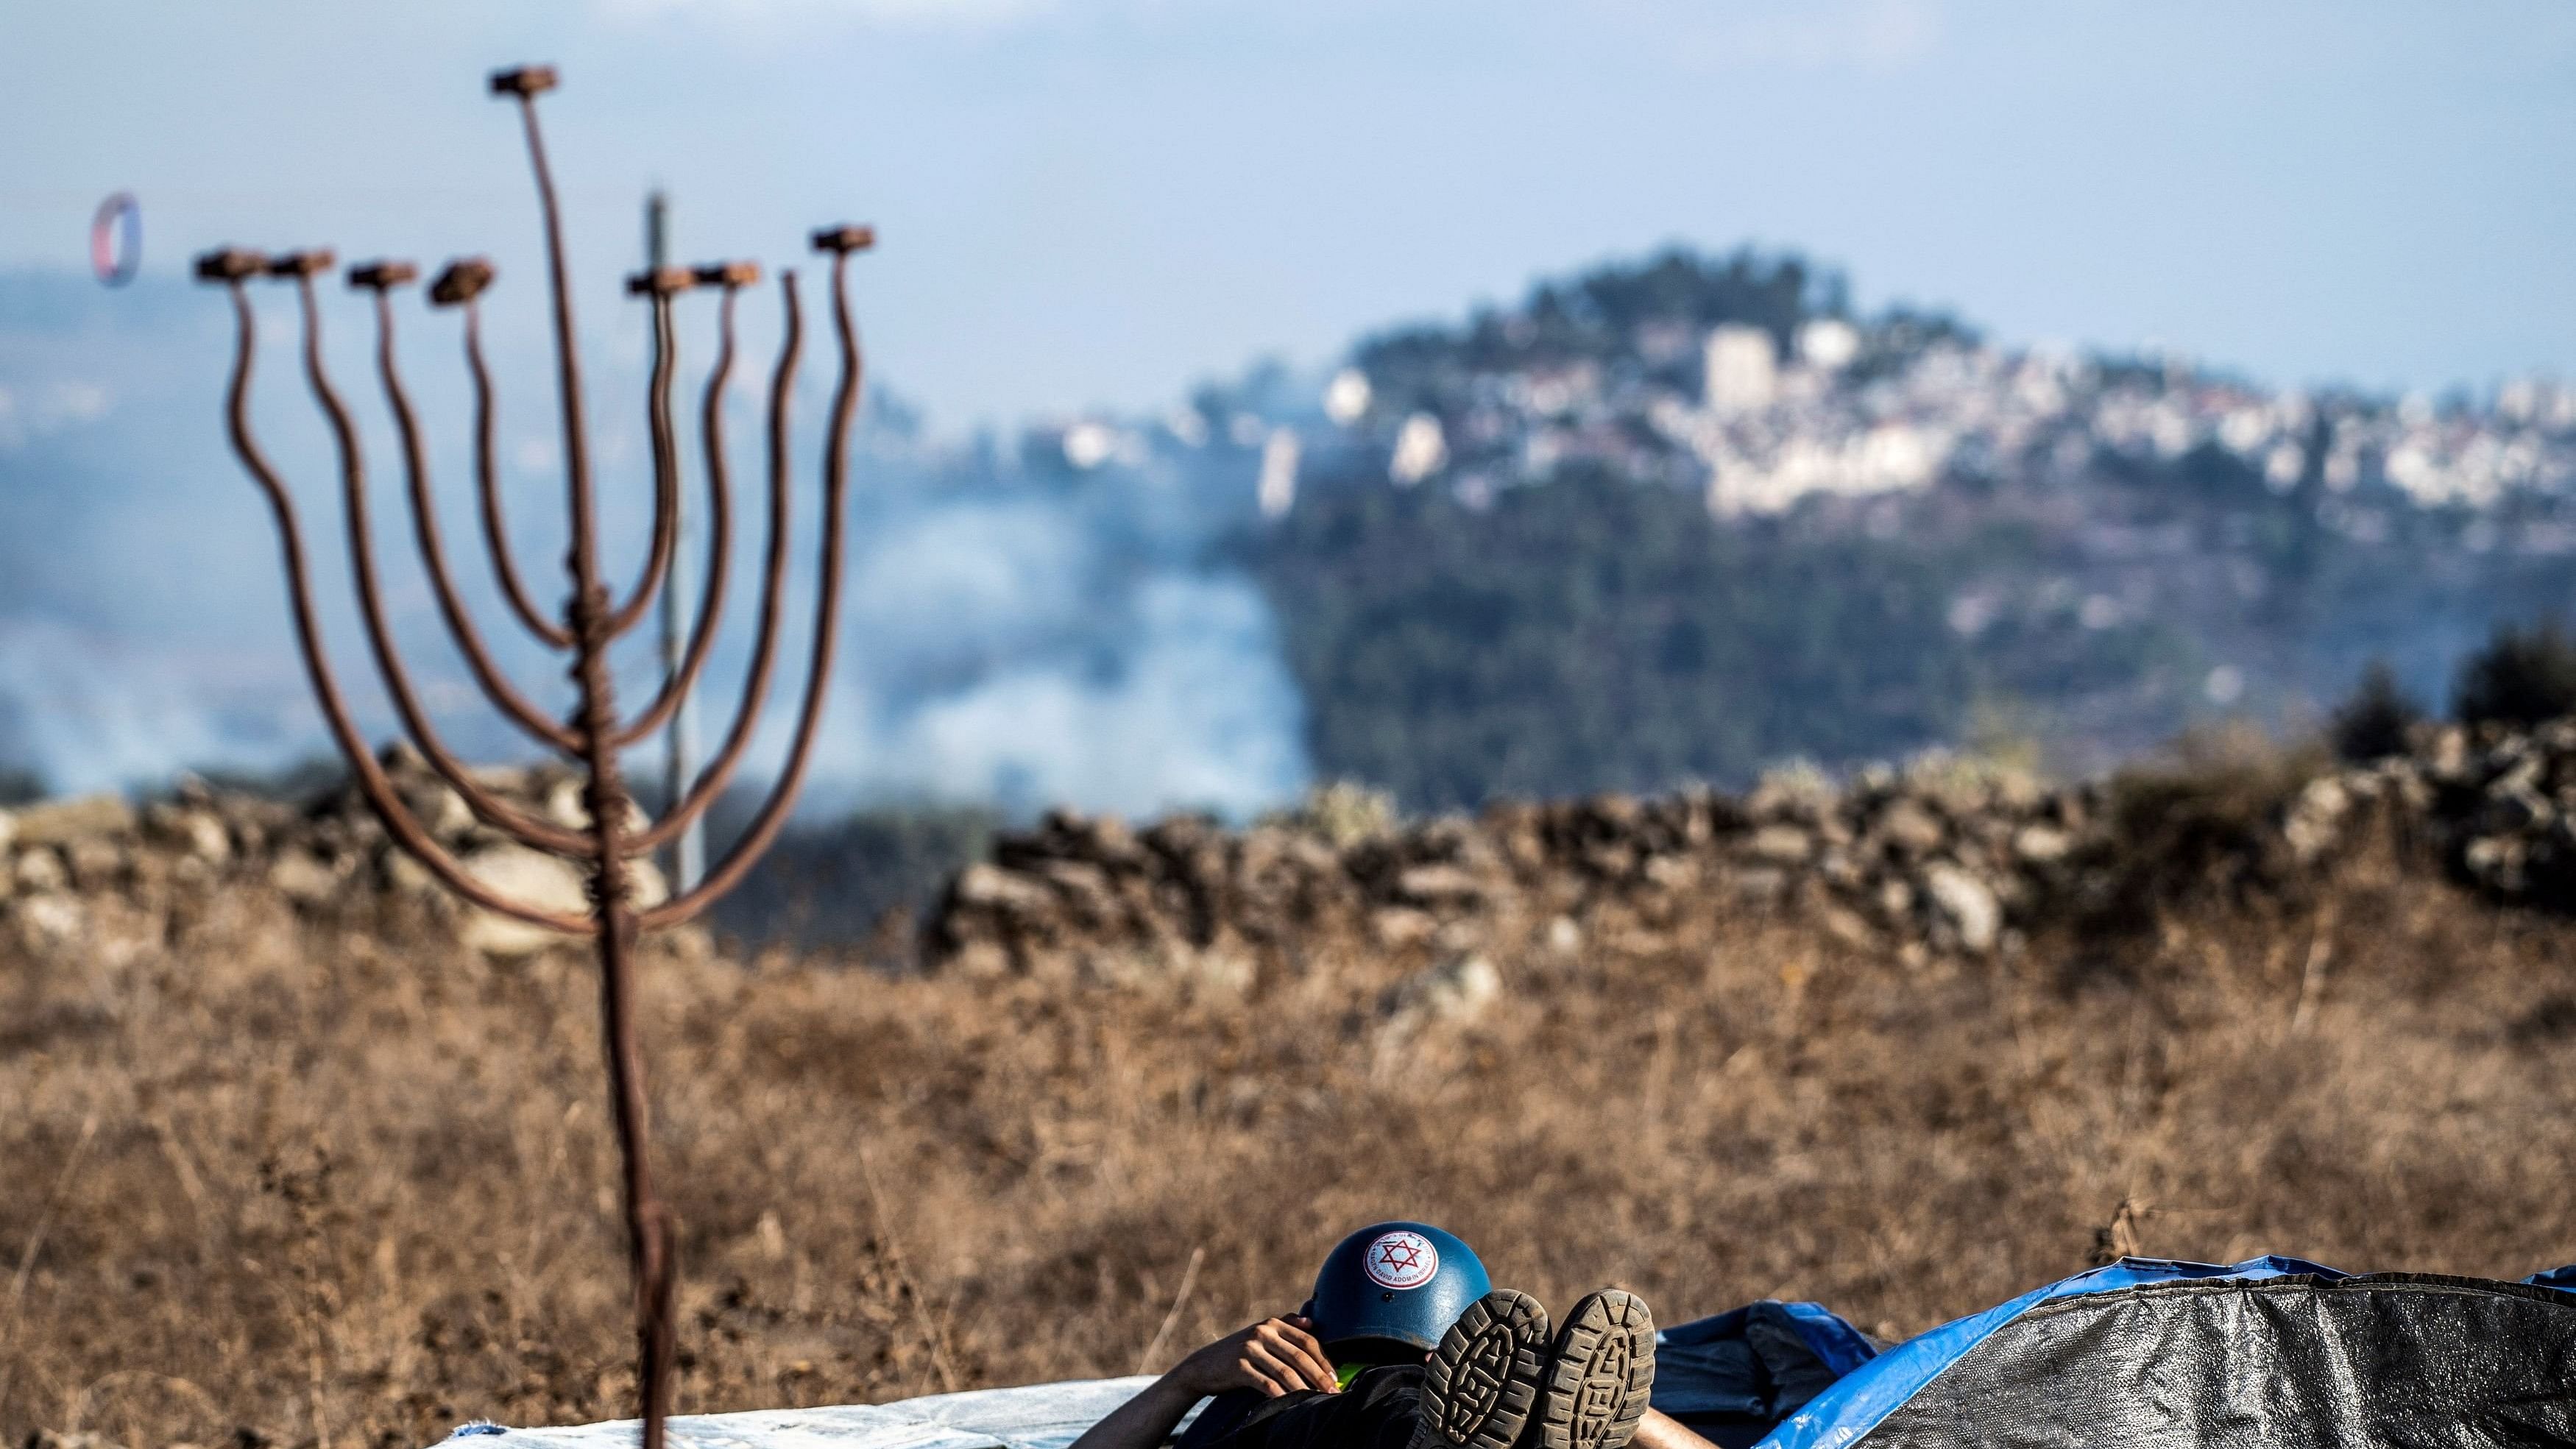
xmin=1363 ymin=1230 xmax=1440 ymax=1290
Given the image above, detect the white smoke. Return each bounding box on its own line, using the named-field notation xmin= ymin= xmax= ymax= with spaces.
xmin=839 ymin=573 xmax=1306 ymax=817
xmin=0 ymin=269 xmax=1311 ymax=819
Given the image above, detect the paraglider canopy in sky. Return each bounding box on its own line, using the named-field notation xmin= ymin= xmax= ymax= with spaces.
xmin=91 ymin=191 xmax=140 ymax=286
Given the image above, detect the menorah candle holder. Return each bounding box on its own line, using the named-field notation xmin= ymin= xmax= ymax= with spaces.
xmin=197 ymin=63 xmax=873 ymax=1449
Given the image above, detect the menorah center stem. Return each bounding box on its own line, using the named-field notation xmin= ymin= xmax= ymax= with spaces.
xmin=566 ymin=581 xmax=637 ymax=914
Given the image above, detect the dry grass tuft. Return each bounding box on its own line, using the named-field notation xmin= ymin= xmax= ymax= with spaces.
xmin=3 ymin=829 xmax=2572 ymax=1449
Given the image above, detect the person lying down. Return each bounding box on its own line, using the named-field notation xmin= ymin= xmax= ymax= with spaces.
xmin=1068 ymin=1222 xmax=1722 ymax=1449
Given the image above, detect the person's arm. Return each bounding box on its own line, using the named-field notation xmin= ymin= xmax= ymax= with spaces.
xmin=1066 ymin=1316 xmax=1341 ymax=1449
xmin=1632 ymin=1409 xmax=1720 ymax=1449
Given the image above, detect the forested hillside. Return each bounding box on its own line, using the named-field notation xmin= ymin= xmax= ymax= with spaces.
xmin=1245 ymin=467 xmax=1972 ymax=807
xmin=1226 ymin=250 xmax=2576 ymax=807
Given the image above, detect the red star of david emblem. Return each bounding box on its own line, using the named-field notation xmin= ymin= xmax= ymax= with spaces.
xmin=1376 ymin=1241 xmax=1423 ymax=1273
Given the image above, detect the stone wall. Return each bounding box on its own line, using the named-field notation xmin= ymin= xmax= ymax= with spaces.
xmin=0 ymin=744 xmax=665 ymax=960
xmin=929 ymin=722 xmax=2576 ymax=980
xmin=6 ymin=723 xmax=2574 ymax=971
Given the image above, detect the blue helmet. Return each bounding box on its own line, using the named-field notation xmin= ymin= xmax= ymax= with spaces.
xmin=1303 ymin=1222 xmax=1490 ymax=1361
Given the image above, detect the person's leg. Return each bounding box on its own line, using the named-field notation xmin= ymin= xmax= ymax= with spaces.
xmin=1629 ymin=1410 xmax=1721 ymax=1449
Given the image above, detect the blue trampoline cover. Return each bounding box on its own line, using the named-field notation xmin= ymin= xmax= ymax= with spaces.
xmin=1759 ymin=1257 xmax=2576 ymax=1449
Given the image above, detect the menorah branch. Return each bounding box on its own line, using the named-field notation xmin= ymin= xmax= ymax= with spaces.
xmin=604 ymin=277 xmax=685 ymax=640
xmin=199 ymin=262 xmax=593 ymax=933
xmin=367 ymin=275 xmax=587 ymax=759
xmin=641 ymin=241 xmax=862 ymax=927
xmin=612 ymin=271 xmax=747 ymax=751
xmin=297 ymin=269 xmax=592 ymax=859
xmin=623 ymin=271 xmax=804 ymax=852
xmin=452 ymin=281 xmax=576 ymax=649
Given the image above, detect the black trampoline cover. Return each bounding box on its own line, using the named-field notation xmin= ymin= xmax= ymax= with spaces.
xmin=1855 ymin=1273 xmax=2575 ymax=1448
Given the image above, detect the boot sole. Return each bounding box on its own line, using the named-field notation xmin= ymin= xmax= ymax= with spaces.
xmin=1418 ymin=1289 xmax=1551 ymax=1449
xmin=1535 ymin=1290 xmax=1655 ymax=1449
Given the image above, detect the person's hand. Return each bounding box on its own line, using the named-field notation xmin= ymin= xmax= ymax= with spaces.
xmin=1166 ymin=1315 xmax=1339 ymax=1398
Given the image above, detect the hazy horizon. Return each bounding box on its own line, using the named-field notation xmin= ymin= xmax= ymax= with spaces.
xmin=7 ymin=2 xmax=2576 ymax=429
xmin=10 ymin=1 xmax=2576 ymax=812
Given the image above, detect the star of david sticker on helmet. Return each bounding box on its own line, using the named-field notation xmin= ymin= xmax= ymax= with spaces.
xmin=1363 ymin=1229 xmax=1440 ymax=1289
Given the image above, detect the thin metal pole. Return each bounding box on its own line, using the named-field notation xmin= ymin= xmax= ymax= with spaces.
xmin=648 ymin=189 xmax=705 ymax=890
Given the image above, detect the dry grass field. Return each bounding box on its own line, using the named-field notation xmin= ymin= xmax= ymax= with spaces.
xmin=4 ymin=806 xmax=2574 ymax=1449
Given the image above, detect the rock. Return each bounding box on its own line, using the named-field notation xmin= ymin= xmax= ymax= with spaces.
xmin=1820 ymin=905 xmax=1875 ymax=948
xmin=626 ymin=857 xmax=670 ymax=911
xmin=2011 ymin=824 xmax=2073 ymax=864
xmin=1579 ymin=842 xmax=1638 ymax=879
xmin=952 ymin=862 xmax=1055 ymax=916
xmin=467 ymin=762 xmax=537 ymax=796
xmin=456 ymin=843 xmax=590 ymax=957
xmin=269 ymin=851 xmax=344 ymax=904
xmin=1544 ymin=915 xmax=1583 ymax=955
xmin=1875 ymin=800 xmax=1945 ymax=855
xmin=1295 ymin=781 xmax=1398 ymax=848
xmin=1083 ymin=811 xmax=1150 ymax=861
xmin=1395 ymin=862 xmax=1486 ymax=907
xmin=1988 ymin=767 xmax=2046 ymax=813
xmin=400 ymin=778 xmax=475 ymax=840
xmin=382 ymin=848 xmax=439 ymax=897
xmin=541 ymin=776 xmax=650 ymax=837
xmin=11 ymin=891 xmax=87 ymax=951
xmin=1730 ymin=866 xmax=1788 ymax=903
xmin=1038 ymin=860 xmax=1122 ymax=925
xmin=1382 ymin=954 xmax=1502 ymax=1028
xmin=13 ymin=847 xmax=69 ymax=894
xmin=146 ymin=803 xmax=234 ymax=864
xmin=2463 ymin=835 xmax=2526 ymax=891
xmin=2424 ymin=726 xmax=2471 ymax=784
xmin=1747 ymin=763 xmax=1835 ymax=821
xmin=1922 ymin=862 xmax=2000 ymax=953
xmin=1370 ymin=907 xmax=1440 ymax=949
xmin=1642 ymin=854 xmax=1700 ymax=890
xmin=0 ymin=809 xmax=15 ymax=854
xmin=2476 ymin=785 xmax=2550 ymax=836
xmin=63 ymin=837 xmax=127 ymax=890
xmin=1747 ymin=824 xmax=1814 ymax=864
xmin=946 ymin=940 xmax=1016 ymax=977
xmin=1903 ymin=751 xmax=1995 ymax=817
xmin=1581 ymin=793 xmax=1643 ymax=830
xmin=12 ymin=793 xmax=135 ymax=846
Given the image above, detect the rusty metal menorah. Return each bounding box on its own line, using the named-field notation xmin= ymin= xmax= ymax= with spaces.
xmin=193 ymin=64 xmax=871 ymax=1449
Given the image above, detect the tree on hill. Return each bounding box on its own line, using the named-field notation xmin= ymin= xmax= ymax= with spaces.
xmin=2455 ymin=620 xmax=2576 ymax=727
xmin=2331 ymin=660 xmax=2422 ymax=762
xmin=0 ymin=762 xmax=41 ymax=807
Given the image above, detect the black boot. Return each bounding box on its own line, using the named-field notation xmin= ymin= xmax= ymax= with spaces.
xmin=1412 ymin=1289 xmax=1552 ymax=1449
xmin=1531 ymin=1290 xmax=1655 ymax=1449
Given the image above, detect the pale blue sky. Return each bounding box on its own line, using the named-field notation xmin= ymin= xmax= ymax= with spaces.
xmin=7 ymin=1 xmax=2576 ymax=425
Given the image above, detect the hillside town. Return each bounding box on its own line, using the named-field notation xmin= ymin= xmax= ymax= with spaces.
xmin=1034 ymin=254 xmax=2576 ymax=541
